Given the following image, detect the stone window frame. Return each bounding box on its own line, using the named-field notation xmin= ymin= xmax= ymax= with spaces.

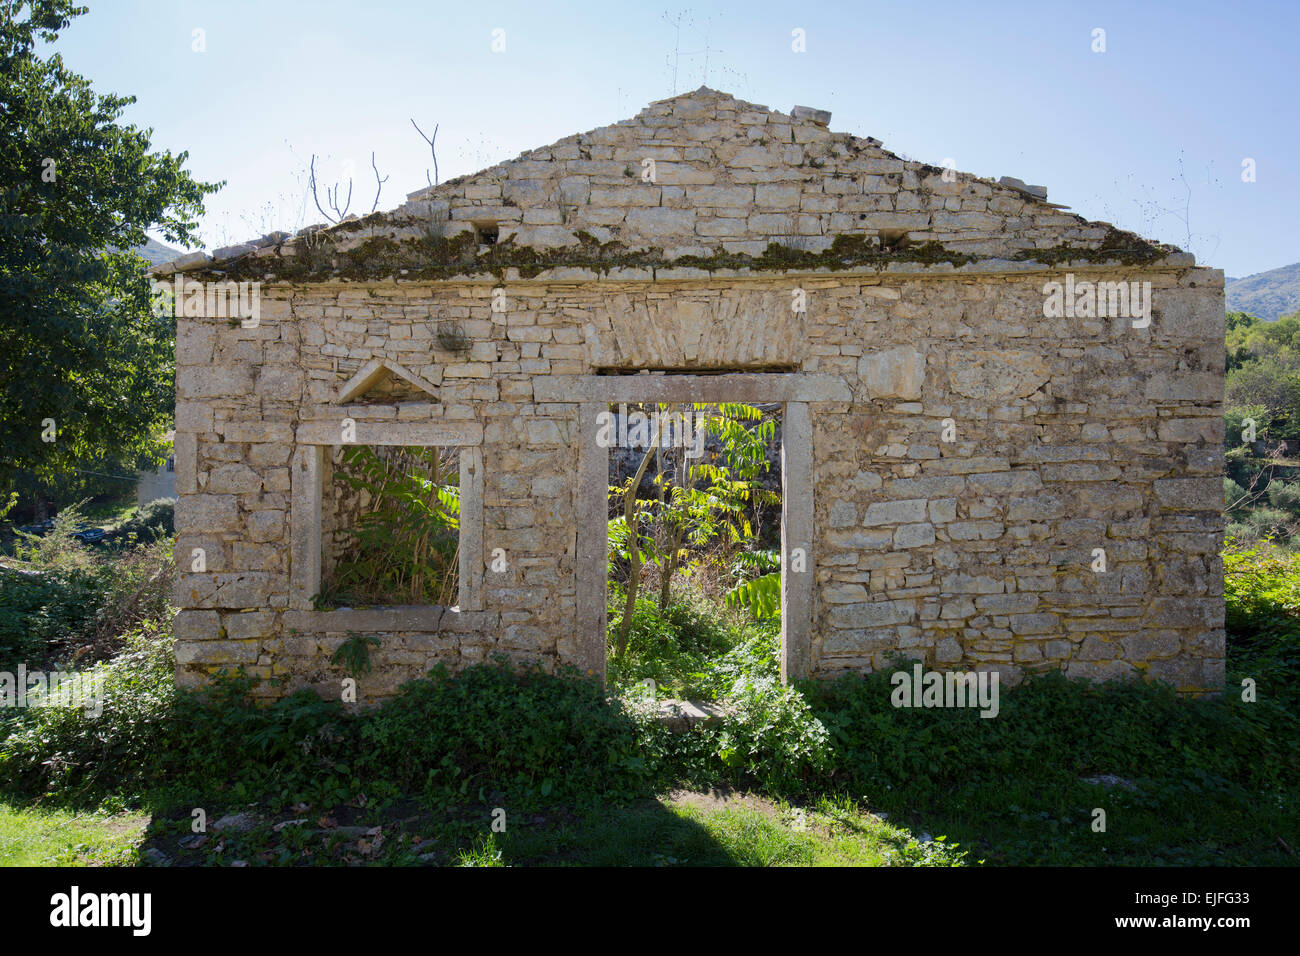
xmin=544 ymin=372 xmax=849 ymax=684
xmin=288 ymin=420 xmax=485 ymax=630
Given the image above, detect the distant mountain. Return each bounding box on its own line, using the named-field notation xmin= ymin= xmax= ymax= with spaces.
xmin=1226 ymin=262 xmax=1300 ymax=321
xmin=134 ymin=237 xmax=183 ymax=266
xmin=105 ymin=238 xmax=183 ymax=267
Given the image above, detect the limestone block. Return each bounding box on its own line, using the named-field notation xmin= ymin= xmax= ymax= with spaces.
xmin=624 ymin=208 xmax=695 ymax=236
xmin=821 ymin=583 xmax=869 ymax=604
xmin=179 ymin=572 xmax=278 ymax=609
xmin=893 ymin=523 xmax=936 ymax=549
xmin=176 ymin=495 xmax=239 ymax=532
xmin=207 ymin=464 xmax=263 ymax=494
xmin=859 ymin=347 xmax=925 ymax=399
xmin=862 ymin=499 xmax=928 ymax=526
xmin=828 ymin=599 xmax=914 ymax=628
xmin=1153 ymin=477 xmax=1221 ymax=511
xmin=174 ymin=610 xmax=220 ymax=643
xmin=949 ymin=350 xmax=1049 ymax=400
xmin=223 ymin=611 xmax=277 ymax=641
xmin=828 ymin=500 xmax=857 ymax=527
xmin=176 ymin=640 xmax=260 ymax=665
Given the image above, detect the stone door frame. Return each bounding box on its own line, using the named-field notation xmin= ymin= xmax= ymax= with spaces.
xmin=539 ymin=372 xmax=851 ymax=684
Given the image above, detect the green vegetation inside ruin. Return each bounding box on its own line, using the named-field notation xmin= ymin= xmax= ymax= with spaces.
xmin=605 ymin=401 xmax=781 ymax=673
xmin=317 ymin=445 xmax=460 ymax=609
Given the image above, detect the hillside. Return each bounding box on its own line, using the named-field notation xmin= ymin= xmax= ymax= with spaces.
xmin=135 ymin=237 xmax=182 ymax=266
xmin=1226 ymin=261 xmax=1300 ymax=321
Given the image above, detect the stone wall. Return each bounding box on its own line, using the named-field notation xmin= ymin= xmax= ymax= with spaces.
xmin=164 ymin=87 xmax=1225 ymax=700
xmin=171 ymin=263 xmax=1223 ymax=698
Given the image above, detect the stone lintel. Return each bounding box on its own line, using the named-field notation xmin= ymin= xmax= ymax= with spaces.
xmin=533 ymin=373 xmax=850 ymax=404
xmin=295 ymin=421 xmax=483 ymax=446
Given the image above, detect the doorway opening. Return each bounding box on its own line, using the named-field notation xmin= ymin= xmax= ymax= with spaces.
xmin=604 ymin=400 xmax=785 ymax=701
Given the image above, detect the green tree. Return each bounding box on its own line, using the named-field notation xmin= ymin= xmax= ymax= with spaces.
xmin=652 ymin=403 xmax=778 ymax=609
xmin=0 ymin=0 xmax=219 ymax=495
xmin=1226 ymin=360 xmax=1300 ymax=432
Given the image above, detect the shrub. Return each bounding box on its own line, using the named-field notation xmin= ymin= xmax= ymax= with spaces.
xmin=0 ymin=564 xmax=110 ymax=668
xmin=605 ymin=587 xmax=777 ymax=699
xmin=806 ymin=654 xmax=1298 ymax=812
xmin=0 ymin=503 xmax=174 ymax=669
xmin=627 ymin=672 xmax=832 ymax=795
xmin=2 ymin=645 xmax=650 ymax=809
xmin=696 ymin=623 xmax=780 ymax=699
xmin=8 ymin=502 xmax=101 ymax=574
xmin=0 ymin=622 xmax=176 ymax=800
xmin=1224 ymin=544 xmax=1300 ymax=710
xmin=355 ymin=660 xmax=650 ymax=804
xmin=1268 ymin=481 xmax=1300 ymax=515
xmin=1244 ymin=506 xmax=1291 ymax=538
xmin=85 ymin=537 xmax=175 ymax=657
xmin=110 ymin=498 xmax=174 ymax=545
xmin=712 ymin=676 xmax=831 ymax=791
xmin=0 ymin=506 xmax=116 ymax=667
xmin=1225 ymin=520 xmax=1254 ymax=545
xmin=1224 ymin=477 xmax=1247 ymax=510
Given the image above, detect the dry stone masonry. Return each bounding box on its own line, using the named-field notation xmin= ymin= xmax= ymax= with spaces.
xmin=161 ymin=88 xmax=1225 ymax=700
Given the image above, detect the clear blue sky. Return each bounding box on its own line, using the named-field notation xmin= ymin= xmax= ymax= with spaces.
xmin=50 ymin=0 xmax=1299 ymax=277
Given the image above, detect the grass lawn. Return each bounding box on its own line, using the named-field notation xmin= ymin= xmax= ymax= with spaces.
xmin=0 ymin=801 xmax=148 ymax=866
xmin=472 ymin=791 xmax=963 ymax=866
xmin=125 ymin=789 xmax=966 ymax=867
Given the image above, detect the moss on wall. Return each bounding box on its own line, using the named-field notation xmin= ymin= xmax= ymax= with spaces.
xmin=189 ymin=224 xmax=1174 ymax=286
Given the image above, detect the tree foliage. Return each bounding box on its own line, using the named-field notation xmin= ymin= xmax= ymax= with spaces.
xmin=608 ymin=402 xmax=782 ymax=653
xmin=1224 ymin=309 xmax=1300 ymax=441
xmin=1222 ymin=309 xmax=1300 ymax=546
xmin=0 ymin=0 xmax=219 ymax=492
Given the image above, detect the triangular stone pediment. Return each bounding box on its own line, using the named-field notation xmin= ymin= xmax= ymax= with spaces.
xmin=336 ymin=359 xmax=438 ymax=404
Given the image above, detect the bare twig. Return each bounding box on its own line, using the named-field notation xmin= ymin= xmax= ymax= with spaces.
xmin=1228 ymin=458 xmax=1280 ymax=514
xmin=370 ymin=151 xmax=388 ymax=213
xmin=308 ymin=154 xmax=332 ymax=223
xmin=327 ymin=176 xmax=352 ymax=221
xmin=308 ymin=153 xmax=352 ymax=224
xmin=411 ymin=119 xmax=439 ymax=187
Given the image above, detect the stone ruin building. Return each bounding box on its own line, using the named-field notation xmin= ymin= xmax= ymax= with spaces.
xmin=158 ymin=88 xmax=1226 ymax=701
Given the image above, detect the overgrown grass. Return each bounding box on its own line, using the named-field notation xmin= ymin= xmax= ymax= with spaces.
xmin=0 ymin=501 xmax=174 ymax=669
xmin=605 ymin=584 xmax=779 ymax=699
xmin=436 ymin=793 xmax=967 ymax=867
xmin=1 ymin=531 xmax=1296 ymax=866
